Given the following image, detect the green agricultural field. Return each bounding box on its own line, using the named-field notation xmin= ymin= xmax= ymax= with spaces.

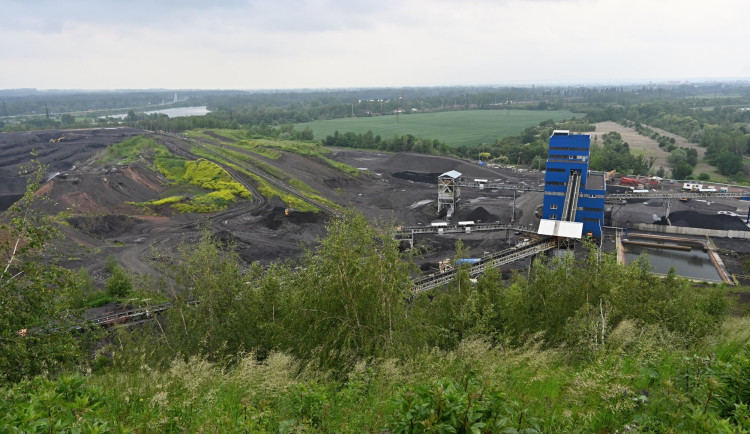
xmin=298 ymin=109 xmax=584 ymax=147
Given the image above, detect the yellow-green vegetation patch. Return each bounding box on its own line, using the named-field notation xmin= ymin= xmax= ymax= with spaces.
xmin=181 ymin=159 xmax=251 ymax=199
xmin=231 ymin=139 xmax=283 ymax=160
xmin=226 ymin=163 xmax=319 ymax=213
xmin=287 ymin=178 xmax=315 ymax=194
xmin=320 ymin=156 xmax=360 ymax=176
xmin=191 ymin=145 xmax=333 ymax=213
xmin=99 ymin=135 xmax=165 ymax=164
xmin=186 ymin=128 xmax=248 ymax=142
xmin=147 ymin=195 xmax=185 ymax=206
xmin=213 ymin=146 xmax=285 ymax=179
xmin=226 ymin=138 xmax=359 ymax=177
xmin=172 ymin=190 xmax=237 ymax=213
xmin=105 ymin=137 xmax=251 ymax=214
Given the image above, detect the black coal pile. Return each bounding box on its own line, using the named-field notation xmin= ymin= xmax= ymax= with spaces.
xmin=261 ymin=206 xmax=323 ymax=230
xmin=455 ymin=206 xmax=500 ymax=223
xmin=391 ymin=172 xmax=442 ymax=184
xmin=606 ymin=186 xmax=631 ymax=194
xmin=67 ymin=215 xmax=141 ymax=238
xmin=668 ymin=211 xmax=750 ymax=231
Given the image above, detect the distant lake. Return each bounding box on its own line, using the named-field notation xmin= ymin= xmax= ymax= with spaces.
xmin=105 ymin=106 xmax=211 ymax=119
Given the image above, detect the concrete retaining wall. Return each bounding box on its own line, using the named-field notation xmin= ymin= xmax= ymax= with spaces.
xmin=629 ymin=223 xmax=750 ymax=239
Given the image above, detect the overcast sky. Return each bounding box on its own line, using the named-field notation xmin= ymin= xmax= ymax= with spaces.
xmin=1 ymin=0 xmax=748 ymax=90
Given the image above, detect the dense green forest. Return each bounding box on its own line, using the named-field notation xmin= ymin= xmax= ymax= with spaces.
xmin=1 ymin=166 xmax=748 ymax=431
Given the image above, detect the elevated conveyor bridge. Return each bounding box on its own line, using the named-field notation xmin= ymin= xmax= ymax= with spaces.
xmin=607 ymin=191 xmax=750 ymax=201
xmin=412 ymin=237 xmax=557 ymax=293
xmin=453 ymin=179 xmax=544 ymax=192
xmin=396 ymin=222 xmax=538 ymax=237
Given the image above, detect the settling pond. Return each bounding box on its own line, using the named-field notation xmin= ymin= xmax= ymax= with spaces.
xmin=623 ymin=238 xmax=723 ymax=282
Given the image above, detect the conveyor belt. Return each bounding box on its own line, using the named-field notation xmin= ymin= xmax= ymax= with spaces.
xmin=607 ymin=191 xmax=749 ymax=200
xmin=396 ymin=222 xmax=538 ymax=236
xmin=412 ymin=237 xmax=557 ymax=293
xmin=454 ymin=180 xmax=544 ymax=192
xmin=562 ymin=171 xmax=581 ymax=221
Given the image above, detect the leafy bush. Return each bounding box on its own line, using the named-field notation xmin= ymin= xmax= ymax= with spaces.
xmin=0 ymin=374 xmax=110 ymax=432
xmin=99 ymin=136 xmax=155 ymax=164
xmin=0 ymin=158 xmax=81 ymax=384
xmin=106 ymin=265 xmax=132 ymax=298
xmin=387 ymin=372 xmax=519 ymax=433
xmin=281 ymin=210 xmax=413 ymax=370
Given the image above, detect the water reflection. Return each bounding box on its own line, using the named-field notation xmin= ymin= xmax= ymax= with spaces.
xmin=624 ymin=242 xmax=722 ymax=282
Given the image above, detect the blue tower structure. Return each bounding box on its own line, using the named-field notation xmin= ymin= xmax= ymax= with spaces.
xmin=539 ymin=130 xmax=605 ymax=238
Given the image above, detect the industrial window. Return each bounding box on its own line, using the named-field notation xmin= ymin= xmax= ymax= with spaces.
xmin=550 ymin=204 xmax=558 ymax=210
xmin=547 ymin=168 xmax=566 ymax=173
xmin=546 ymin=181 xmax=566 ymax=186
xmin=582 ymin=218 xmax=600 ymax=222
xmin=553 ymin=146 xmax=589 ymax=151
xmin=578 ymin=207 xmax=603 ymax=212
xmin=550 ymin=214 xmax=557 ymax=219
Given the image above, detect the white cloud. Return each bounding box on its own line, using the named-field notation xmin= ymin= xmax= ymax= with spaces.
xmin=0 ymin=0 xmax=748 ymax=89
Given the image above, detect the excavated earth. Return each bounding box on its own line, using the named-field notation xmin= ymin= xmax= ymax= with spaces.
xmin=1 ymin=127 xmax=749 ymax=301
xmin=0 ymin=127 xmax=144 ymax=209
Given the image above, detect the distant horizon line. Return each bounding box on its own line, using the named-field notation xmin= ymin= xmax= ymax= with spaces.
xmin=2 ymin=78 xmax=750 ymax=94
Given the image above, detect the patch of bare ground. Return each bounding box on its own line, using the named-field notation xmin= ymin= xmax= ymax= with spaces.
xmin=592 ymin=122 xmax=725 ymax=180
xmin=591 ymin=121 xmax=669 ymax=172
xmin=67 ymin=215 xmax=142 ymax=239
xmin=0 ymin=127 xmax=144 ymax=200
xmin=35 ymin=162 xmax=165 ymax=215
xmin=643 ymin=125 xmax=725 ymax=179
xmin=646 ymin=125 xmax=705 ymax=158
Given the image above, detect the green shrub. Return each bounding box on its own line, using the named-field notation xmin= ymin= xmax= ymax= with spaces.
xmin=0 ymin=374 xmax=110 ymax=432
xmin=104 ymin=254 xmax=118 ymax=273
xmin=70 ymin=267 xmax=96 ymax=309
xmin=106 ymin=266 xmax=132 ymax=298
xmin=387 ymin=372 xmax=517 ymax=433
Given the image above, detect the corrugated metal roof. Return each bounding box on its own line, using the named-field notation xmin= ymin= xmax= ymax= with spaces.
xmin=537 ymin=219 xmax=583 ymax=239
xmin=439 ymin=170 xmax=462 ymax=179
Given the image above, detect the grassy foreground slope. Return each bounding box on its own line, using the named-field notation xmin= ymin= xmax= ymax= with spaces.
xmin=3 ymin=211 xmax=747 ymax=432
xmin=297 ymin=109 xmax=584 ymax=147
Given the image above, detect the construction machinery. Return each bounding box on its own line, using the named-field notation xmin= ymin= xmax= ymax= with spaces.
xmin=620 ymin=177 xmax=642 ymax=187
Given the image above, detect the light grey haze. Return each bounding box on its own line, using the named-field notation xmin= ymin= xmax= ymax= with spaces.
xmin=1 ymin=0 xmax=748 ymax=89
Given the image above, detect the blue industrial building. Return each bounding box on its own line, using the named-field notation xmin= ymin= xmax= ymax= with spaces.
xmin=540 ymin=130 xmax=606 ymax=238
